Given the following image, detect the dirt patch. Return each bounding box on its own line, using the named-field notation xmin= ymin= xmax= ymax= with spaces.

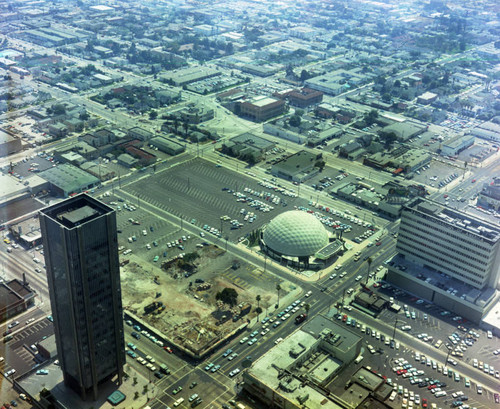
xmin=120 ymin=245 xmax=288 ymax=356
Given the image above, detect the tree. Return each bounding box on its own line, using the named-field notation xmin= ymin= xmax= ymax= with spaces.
xmin=289 ymin=115 xmax=301 ymax=127
xmin=183 ymin=121 xmax=189 ymax=137
xmin=256 ymin=294 xmax=261 ymax=310
xmin=276 ymin=283 xmax=281 ymax=307
xmin=183 ymin=252 xmax=199 ymax=263
xmin=79 ymin=111 xmax=90 ymax=121
xmin=52 ymin=104 xmax=66 ymax=115
xmin=315 ymin=160 xmax=326 ymax=171
xmin=133 ymin=376 xmax=138 ymax=385
xmin=134 ymin=391 xmax=139 ymax=400
xmin=304 ymin=303 xmax=310 ymax=315
xmin=143 ymin=385 xmax=148 ymax=394
xmin=149 ymin=110 xmax=158 ymax=120
xmin=379 ymin=131 xmax=397 ymax=149
xmin=216 ymin=288 xmax=238 ymax=306
xmin=364 ymin=109 xmax=379 ymax=126
xmin=366 ymin=257 xmax=373 ymax=284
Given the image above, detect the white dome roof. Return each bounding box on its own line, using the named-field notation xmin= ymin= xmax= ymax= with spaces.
xmin=263 ymin=210 xmax=329 ymax=257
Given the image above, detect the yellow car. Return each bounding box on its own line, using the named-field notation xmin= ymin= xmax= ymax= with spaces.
xmin=3 ymin=238 xmax=10 ymax=244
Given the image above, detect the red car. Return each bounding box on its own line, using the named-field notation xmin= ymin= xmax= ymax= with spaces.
xmin=375 ymin=241 xmax=382 ymax=246
xmin=471 ymin=179 xmax=476 ymax=183
xmin=342 ymin=314 xmax=347 ymax=322
xmin=422 ymin=398 xmax=428 ymax=408
xmin=163 ymin=346 xmax=173 ymax=353
xmin=428 ymin=384 xmax=437 ymax=390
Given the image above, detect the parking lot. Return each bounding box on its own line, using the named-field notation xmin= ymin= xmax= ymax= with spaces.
xmin=118 ymin=158 xmax=378 ymax=251
xmin=331 ymin=301 xmax=499 ymax=409
xmin=2 ymin=317 xmax=54 ymax=379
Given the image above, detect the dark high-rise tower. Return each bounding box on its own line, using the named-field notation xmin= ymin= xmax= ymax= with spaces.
xmin=40 ymin=194 xmax=125 ymax=400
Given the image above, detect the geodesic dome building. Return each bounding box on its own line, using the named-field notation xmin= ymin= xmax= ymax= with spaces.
xmin=260 ymin=210 xmax=332 ymax=268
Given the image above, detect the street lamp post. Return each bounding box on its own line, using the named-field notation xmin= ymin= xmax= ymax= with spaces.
xmin=392 ymin=318 xmax=405 ymax=342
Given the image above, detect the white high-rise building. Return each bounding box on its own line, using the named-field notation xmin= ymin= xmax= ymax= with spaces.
xmin=388 ymin=198 xmax=500 ymax=323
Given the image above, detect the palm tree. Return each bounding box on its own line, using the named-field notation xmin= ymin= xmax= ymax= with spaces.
xmin=304 ymin=303 xmax=310 ymax=316
xmin=256 ymin=294 xmax=261 ymax=310
xmin=366 ymin=257 xmax=373 ymax=284
xmin=183 ymin=121 xmax=189 ymax=138
xmin=276 ymin=283 xmax=281 ymax=307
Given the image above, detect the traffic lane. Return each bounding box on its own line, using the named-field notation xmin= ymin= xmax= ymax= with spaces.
xmin=124 ymin=330 xmax=185 ymax=374
xmin=160 ymin=367 xmax=231 ymax=408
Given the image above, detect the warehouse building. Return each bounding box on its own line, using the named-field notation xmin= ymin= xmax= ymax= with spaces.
xmin=39 ymin=164 xmax=100 ymax=197
xmin=440 ymin=134 xmax=475 ymax=157
xmin=271 ymin=150 xmax=321 ymax=182
xmin=150 ymin=136 xmax=185 ymax=155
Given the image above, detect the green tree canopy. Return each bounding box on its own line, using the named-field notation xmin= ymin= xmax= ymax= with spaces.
xmin=289 ymin=115 xmax=301 ymax=127
xmin=216 ymin=288 xmax=238 ymax=306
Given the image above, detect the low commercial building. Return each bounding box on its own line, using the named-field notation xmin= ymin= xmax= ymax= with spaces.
xmin=0 ymin=129 xmax=22 ymax=157
xmin=47 ymin=122 xmax=68 ymax=138
xmin=440 ymin=134 xmax=475 ymax=157
xmin=117 ymin=153 xmax=138 ymax=168
xmin=274 ymin=87 xmax=324 ymax=108
xmin=9 ymin=216 xmax=42 ymax=248
xmin=222 ymin=133 xmax=275 ymax=162
xmin=239 ymin=96 xmax=286 ymax=122
xmin=175 ymin=105 xmax=214 ymax=124
xmin=364 ymin=146 xmax=431 ymax=174
xmin=380 ymin=122 xmax=425 ymax=142
xmin=0 ymin=279 xmax=36 ymax=323
xmin=477 ymin=177 xmax=500 ymax=212
xmin=243 ymin=315 xmax=362 ymax=409
xmin=417 ymin=91 xmax=438 ymax=105
xmin=271 ymin=150 xmax=321 ymax=182
xmin=470 ymin=121 xmax=500 ymax=142
xmin=39 ymin=164 xmax=100 ymax=197
xmin=128 ymin=127 xmax=152 ymax=141
xmin=161 ymin=66 xmax=220 ymax=86
xmin=150 ymin=136 xmax=185 ymax=155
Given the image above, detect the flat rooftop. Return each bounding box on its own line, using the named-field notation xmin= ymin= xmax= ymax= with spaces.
xmin=40 ymin=194 xmax=112 ymax=229
xmin=249 ymin=95 xmax=280 ymax=107
xmin=406 ymin=197 xmax=500 ymax=243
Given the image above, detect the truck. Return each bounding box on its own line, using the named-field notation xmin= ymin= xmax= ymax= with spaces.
xmin=295 ymin=314 xmax=307 ymax=324
xmin=160 ymin=363 xmax=170 ymax=375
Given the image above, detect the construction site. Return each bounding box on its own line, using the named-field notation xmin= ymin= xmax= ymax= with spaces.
xmin=120 ymin=244 xmax=292 ymax=359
